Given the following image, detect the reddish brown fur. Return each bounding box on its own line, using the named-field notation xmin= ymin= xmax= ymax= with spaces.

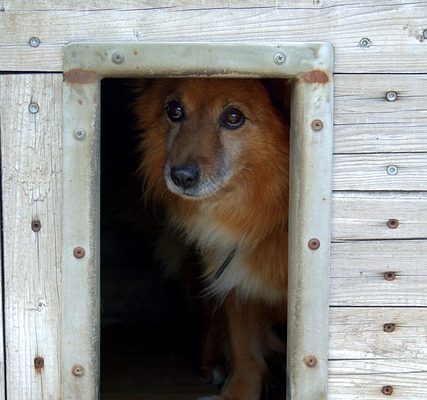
xmin=135 ymin=78 xmax=289 ymax=400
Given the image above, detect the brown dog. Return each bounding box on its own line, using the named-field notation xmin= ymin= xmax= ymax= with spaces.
xmin=135 ymin=78 xmax=289 ymax=399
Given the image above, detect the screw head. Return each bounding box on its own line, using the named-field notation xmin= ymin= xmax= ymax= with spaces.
xmin=112 ymin=52 xmax=125 ymax=64
xmin=383 ymin=323 xmax=396 ymax=333
xmin=387 ymin=218 xmax=399 ymax=229
xmin=34 ymin=357 xmax=44 ymax=369
xmin=384 ymin=271 xmax=396 ymax=281
xmin=423 ymin=29 xmax=427 ymax=40
xmin=386 ymin=165 xmax=398 ymax=176
xmin=308 ymin=238 xmax=320 ymax=250
xmin=73 ymin=247 xmax=86 ymax=259
xmin=28 ymin=102 xmax=40 ymax=114
xmin=72 ymin=365 xmax=85 ymax=377
xmin=303 ymin=355 xmax=318 ymax=367
xmin=386 ymin=91 xmax=397 ymax=102
xmin=359 ymin=38 xmax=371 ymax=48
xmin=273 ymin=52 xmax=286 ymax=65
xmin=74 ymin=128 xmax=86 ymax=140
xmin=31 ymin=220 xmax=41 ymax=232
xmin=311 ymin=119 xmax=324 ymax=131
xmin=29 ymin=37 xmax=41 ymax=47
xmin=381 ymin=385 xmax=394 ymax=396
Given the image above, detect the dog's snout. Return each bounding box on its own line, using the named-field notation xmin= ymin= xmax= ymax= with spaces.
xmin=170 ymin=165 xmax=200 ymax=189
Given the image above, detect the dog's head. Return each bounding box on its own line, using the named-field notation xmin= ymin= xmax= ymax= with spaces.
xmin=136 ymin=78 xmax=289 ymax=201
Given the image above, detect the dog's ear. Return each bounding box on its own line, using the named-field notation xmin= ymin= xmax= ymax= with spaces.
xmin=261 ymin=79 xmax=292 ymax=125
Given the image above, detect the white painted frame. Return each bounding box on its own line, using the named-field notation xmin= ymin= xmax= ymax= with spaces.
xmin=62 ymin=42 xmax=334 ymax=400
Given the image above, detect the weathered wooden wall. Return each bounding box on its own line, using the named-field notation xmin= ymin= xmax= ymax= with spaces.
xmin=0 ymin=1 xmax=426 ymax=399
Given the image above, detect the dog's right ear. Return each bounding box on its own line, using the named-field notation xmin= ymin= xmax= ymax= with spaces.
xmin=261 ymin=79 xmax=292 ymax=126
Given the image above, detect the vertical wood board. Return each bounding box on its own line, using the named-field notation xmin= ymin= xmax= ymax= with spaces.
xmin=0 ymin=73 xmax=62 ymax=400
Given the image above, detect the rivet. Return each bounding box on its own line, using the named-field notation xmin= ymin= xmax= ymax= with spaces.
xmin=387 ymin=219 xmax=399 ymax=229
xmin=308 ymin=238 xmax=320 ymax=250
xmin=34 ymin=357 xmax=44 ymax=369
xmin=28 ymin=102 xmax=40 ymax=114
xmin=386 ymin=91 xmax=397 ymax=102
xmin=273 ymin=52 xmax=286 ymax=65
xmin=303 ymin=355 xmax=318 ymax=367
xmin=383 ymin=323 xmax=395 ymax=333
xmin=423 ymin=29 xmax=427 ymax=40
xmin=381 ymin=385 xmax=394 ymax=396
xmin=386 ymin=165 xmax=398 ymax=176
xmin=112 ymin=52 xmax=125 ymax=64
xmin=29 ymin=37 xmax=41 ymax=48
xmin=31 ymin=220 xmax=41 ymax=232
xmin=72 ymin=365 xmax=85 ymax=377
xmin=73 ymin=247 xmax=86 ymax=259
xmin=359 ymin=38 xmax=371 ymax=48
xmin=73 ymin=128 xmax=86 ymax=140
xmin=384 ymin=271 xmax=396 ymax=281
xmin=311 ymin=119 xmax=324 ymax=131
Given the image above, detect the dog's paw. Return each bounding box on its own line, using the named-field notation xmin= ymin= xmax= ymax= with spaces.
xmin=201 ymin=365 xmax=227 ymax=386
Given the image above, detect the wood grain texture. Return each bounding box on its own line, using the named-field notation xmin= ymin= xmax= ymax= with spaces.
xmin=329 ymin=360 xmax=427 ymax=399
xmin=0 ymin=74 xmax=62 ymax=399
xmin=0 ymin=1 xmax=427 ymax=72
xmin=334 ymin=74 xmax=427 ymax=154
xmin=329 ymin=307 xmax=427 ymax=360
xmin=330 ymin=240 xmax=427 ymax=306
xmin=332 ymin=192 xmax=427 ymax=240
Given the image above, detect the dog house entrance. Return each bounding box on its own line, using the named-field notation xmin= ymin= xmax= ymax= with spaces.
xmin=62 ymin=42 xmax=334 ymax=400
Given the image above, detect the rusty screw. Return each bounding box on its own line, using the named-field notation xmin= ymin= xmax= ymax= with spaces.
xmin=73 ymin=247 xmax=86 ymax=259
xmin=381 ymin=385 xmax=394 ymax=396
xmin=34 ymin=357 xmax=44 ymax=369
xmin=383 ymin=323 xmax=395 ymax=333
xmin=311 ymin=119 xmax=324 ymax=131
xmin=387 ymin=219 xmax=399 ymax=229
xmin=384 ymin=271 xmax=396 ymax=281
xmin=308 ymin=238 xmax=320 ymax=250
xmin=359 ymin=38 xmax=371 ymax=48
xmin=31 ymin=220 xmax=41 ymax=232
xmin=29 ymin=37 xmax=41 ymax=48
xmin=72 ymin=365 xmax=85 ymax=377
xmin=273 ymin=52 xmax=286 ymax=65
xmin=303 ymin=355 xmax=318 ymax=368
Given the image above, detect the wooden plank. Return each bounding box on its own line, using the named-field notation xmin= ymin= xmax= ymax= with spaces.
xmin=1 ymin=1 xmax=427 ymax=72
xmin=333 ymin=154 xmax=427 ymax=191
xmin=334 ymin=74 xmax=427 ymax=154
xmin=0 ymin=205 xmax=4 ymax=400
xmin=329 ymin=307 xmax=427 ymax=360
xmin=329 ymin=360 xmax=427 ymax=399
xmin=332 ymin=192 xmax=427 ymax=240
xmin=330 ymin=240 xmax=427 ymax=306
xmin=0 ymin=74 xmax=62 ymax=399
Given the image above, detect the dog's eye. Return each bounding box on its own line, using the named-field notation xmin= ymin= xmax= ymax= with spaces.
xmin=166 ymin=101 xmax=184 ymax=122
xmin=222 ymin=108 xmax=245 ymax=129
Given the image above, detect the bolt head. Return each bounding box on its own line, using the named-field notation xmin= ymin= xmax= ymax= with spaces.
xmin=303 ymin=355 xmax=318 ymax=367
xmin=387 ymin=218 xmax=399 ymax=229
xmin=308 ymin=238 xmax=320 ymax=250
xmin=273 ymin=52 xmax=286 ymax=65
xmin=385 ymin=91 xmax=397 ymax=102
xmin=383 ymin=323 xmax=396 ymax=333
xmin=28 ymin=102 xmax=40 ymax=114
xmin=31 ymin=220 xmax=41 ymax=232
xmin=112 ymin=52 xmax=125 ymax=64
xmin=386 ymin=165 xmax=398 ymax=176
xmin=73 ymin=247 xmax=86 ymax=259
xmin=74 ymin=128 xmax=86 ymax=140
xmin=384 ymin=271 xmax=396 ymax=281
xmin=381 ymin=385 xmax=393 ymax=396
xmin=311 ymin=119 xmax=324 ymax=131
xmin=29 ymin=37 xmax=40 ymax=47
xmin=72 ymin=365 xmax=85 ymax=377
xmin=359 ymin=38 xmax=371 ymax=48
xmin=34 ymin=357 xmax=44 ymax=369
xmin=423 ymin=29 xmax=427 ymax=40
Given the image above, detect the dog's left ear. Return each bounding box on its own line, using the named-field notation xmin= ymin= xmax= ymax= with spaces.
xmin=261 ymin=79 xmax=292 ymax=125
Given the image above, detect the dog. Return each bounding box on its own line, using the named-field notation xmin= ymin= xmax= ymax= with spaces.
xmin=135 ymin=78 xmax=290 ymax=400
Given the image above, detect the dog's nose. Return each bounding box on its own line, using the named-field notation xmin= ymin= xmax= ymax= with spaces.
xmin=170 ymin=165 xmax=200 ymax=189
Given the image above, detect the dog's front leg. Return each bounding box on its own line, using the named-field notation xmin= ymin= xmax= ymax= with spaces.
xmin=219 ymin=292 xmax=267 ymax=400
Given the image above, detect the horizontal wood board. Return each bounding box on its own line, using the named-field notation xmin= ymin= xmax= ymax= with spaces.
xmin=0 ymin=1 xmax=427 ymax=72
xmin=0 ymin=74 xmax=62 ymax=399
